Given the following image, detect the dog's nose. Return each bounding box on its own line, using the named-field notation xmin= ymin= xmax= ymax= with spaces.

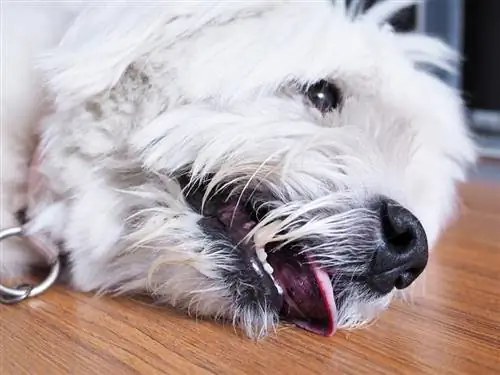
xmin=367 ymin=199 xmax=428 ymax=295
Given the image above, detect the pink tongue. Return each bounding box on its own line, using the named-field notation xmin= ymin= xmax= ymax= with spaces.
xmin=293 ymin=267 xmax=337 ymax=336
xmin=269 ymin=252 xmax=337 ymax=336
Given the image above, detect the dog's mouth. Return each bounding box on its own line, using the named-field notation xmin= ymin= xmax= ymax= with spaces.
xmin=266 ymin=249 xmax=337 ymax=336
xmin=181 ymin=177 xmax=337 ymax=336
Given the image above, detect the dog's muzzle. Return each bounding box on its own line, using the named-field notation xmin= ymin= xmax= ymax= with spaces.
xmin=182 ymin=176 xmax=428 ymax=336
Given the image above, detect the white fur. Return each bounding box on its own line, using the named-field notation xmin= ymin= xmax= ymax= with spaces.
xmin=1 ymin=0 xmax=475 ymax=338
xmin=1 ymin=2 xmax=80 ymax=276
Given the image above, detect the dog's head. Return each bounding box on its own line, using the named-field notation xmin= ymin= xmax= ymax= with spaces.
xmin=41 ymin=0 xmax=475 ymax=338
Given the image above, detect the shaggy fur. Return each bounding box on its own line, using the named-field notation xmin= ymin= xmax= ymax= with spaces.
xmin=1 ymin=0 xmax=475 ymax=339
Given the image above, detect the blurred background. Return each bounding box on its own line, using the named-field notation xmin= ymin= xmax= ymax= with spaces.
xmin=363 ymin=0 xmax=500 ymax=182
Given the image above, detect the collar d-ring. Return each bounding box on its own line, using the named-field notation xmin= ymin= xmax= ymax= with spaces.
xmin=0 ymin=226 xmax=61 ymax=304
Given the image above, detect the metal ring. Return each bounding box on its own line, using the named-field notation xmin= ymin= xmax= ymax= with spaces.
xmin=0 ymin=284 xmax=33 ymax=304
xmin=0 ymin=226 xmax=61 ymax=303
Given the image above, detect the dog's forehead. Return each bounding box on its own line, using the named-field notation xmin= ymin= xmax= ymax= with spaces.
xmin=171 ymin=2 xmax=409 ymax=96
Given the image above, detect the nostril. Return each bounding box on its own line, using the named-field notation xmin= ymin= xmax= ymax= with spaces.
xmin=380 ymin=201 xmax=417 ymax=250
xmin=383 ymin=221 xmax=414 ymax=248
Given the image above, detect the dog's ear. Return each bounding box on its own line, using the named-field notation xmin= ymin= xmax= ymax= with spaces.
xmin=37 ymin=2 xmax=275 ymax=109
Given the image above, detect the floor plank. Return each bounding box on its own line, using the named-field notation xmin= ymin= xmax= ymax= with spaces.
xmin=1 ymin=182 xmax=499 ymax=375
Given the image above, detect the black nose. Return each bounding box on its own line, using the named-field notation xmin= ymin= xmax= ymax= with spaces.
xmin=367 ymin=199 xmax=428 ymax=295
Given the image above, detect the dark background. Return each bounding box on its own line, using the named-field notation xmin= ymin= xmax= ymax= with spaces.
xmin=353 ymin=0 xmax=500 ymax=114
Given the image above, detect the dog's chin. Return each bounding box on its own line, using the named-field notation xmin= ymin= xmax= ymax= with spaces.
xmin=179 ymin=176 xmax=386 ymax=336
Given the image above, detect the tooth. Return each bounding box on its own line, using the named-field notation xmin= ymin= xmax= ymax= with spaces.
xmin=275 ymin=283 xmax=283 ymax=295
xmin=264 ymin=263 xmax=274 ymax=275
xmin=254 ymin=220 xmax=283 ymax=248
xmin=256 ymin=247 xmax=267 ymax=262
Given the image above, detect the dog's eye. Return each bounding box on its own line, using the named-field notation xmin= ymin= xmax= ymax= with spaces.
xmin=306 ymin=80 xmax=342 ymax=113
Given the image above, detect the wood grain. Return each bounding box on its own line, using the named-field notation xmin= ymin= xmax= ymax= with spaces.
xmin=1 ymin=182 xmax=499 ymax=375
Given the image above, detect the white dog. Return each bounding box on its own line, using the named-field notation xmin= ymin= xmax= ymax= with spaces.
xmin=1 ymin=0 xmax=475 ymax=338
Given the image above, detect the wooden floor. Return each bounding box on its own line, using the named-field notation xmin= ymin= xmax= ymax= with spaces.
xmin=1 ymin=182 xmax=499 ymax=375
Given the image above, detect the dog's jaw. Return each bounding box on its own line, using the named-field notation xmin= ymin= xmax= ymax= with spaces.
xmin=3 ymin=0 xmax=477 ymax=339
